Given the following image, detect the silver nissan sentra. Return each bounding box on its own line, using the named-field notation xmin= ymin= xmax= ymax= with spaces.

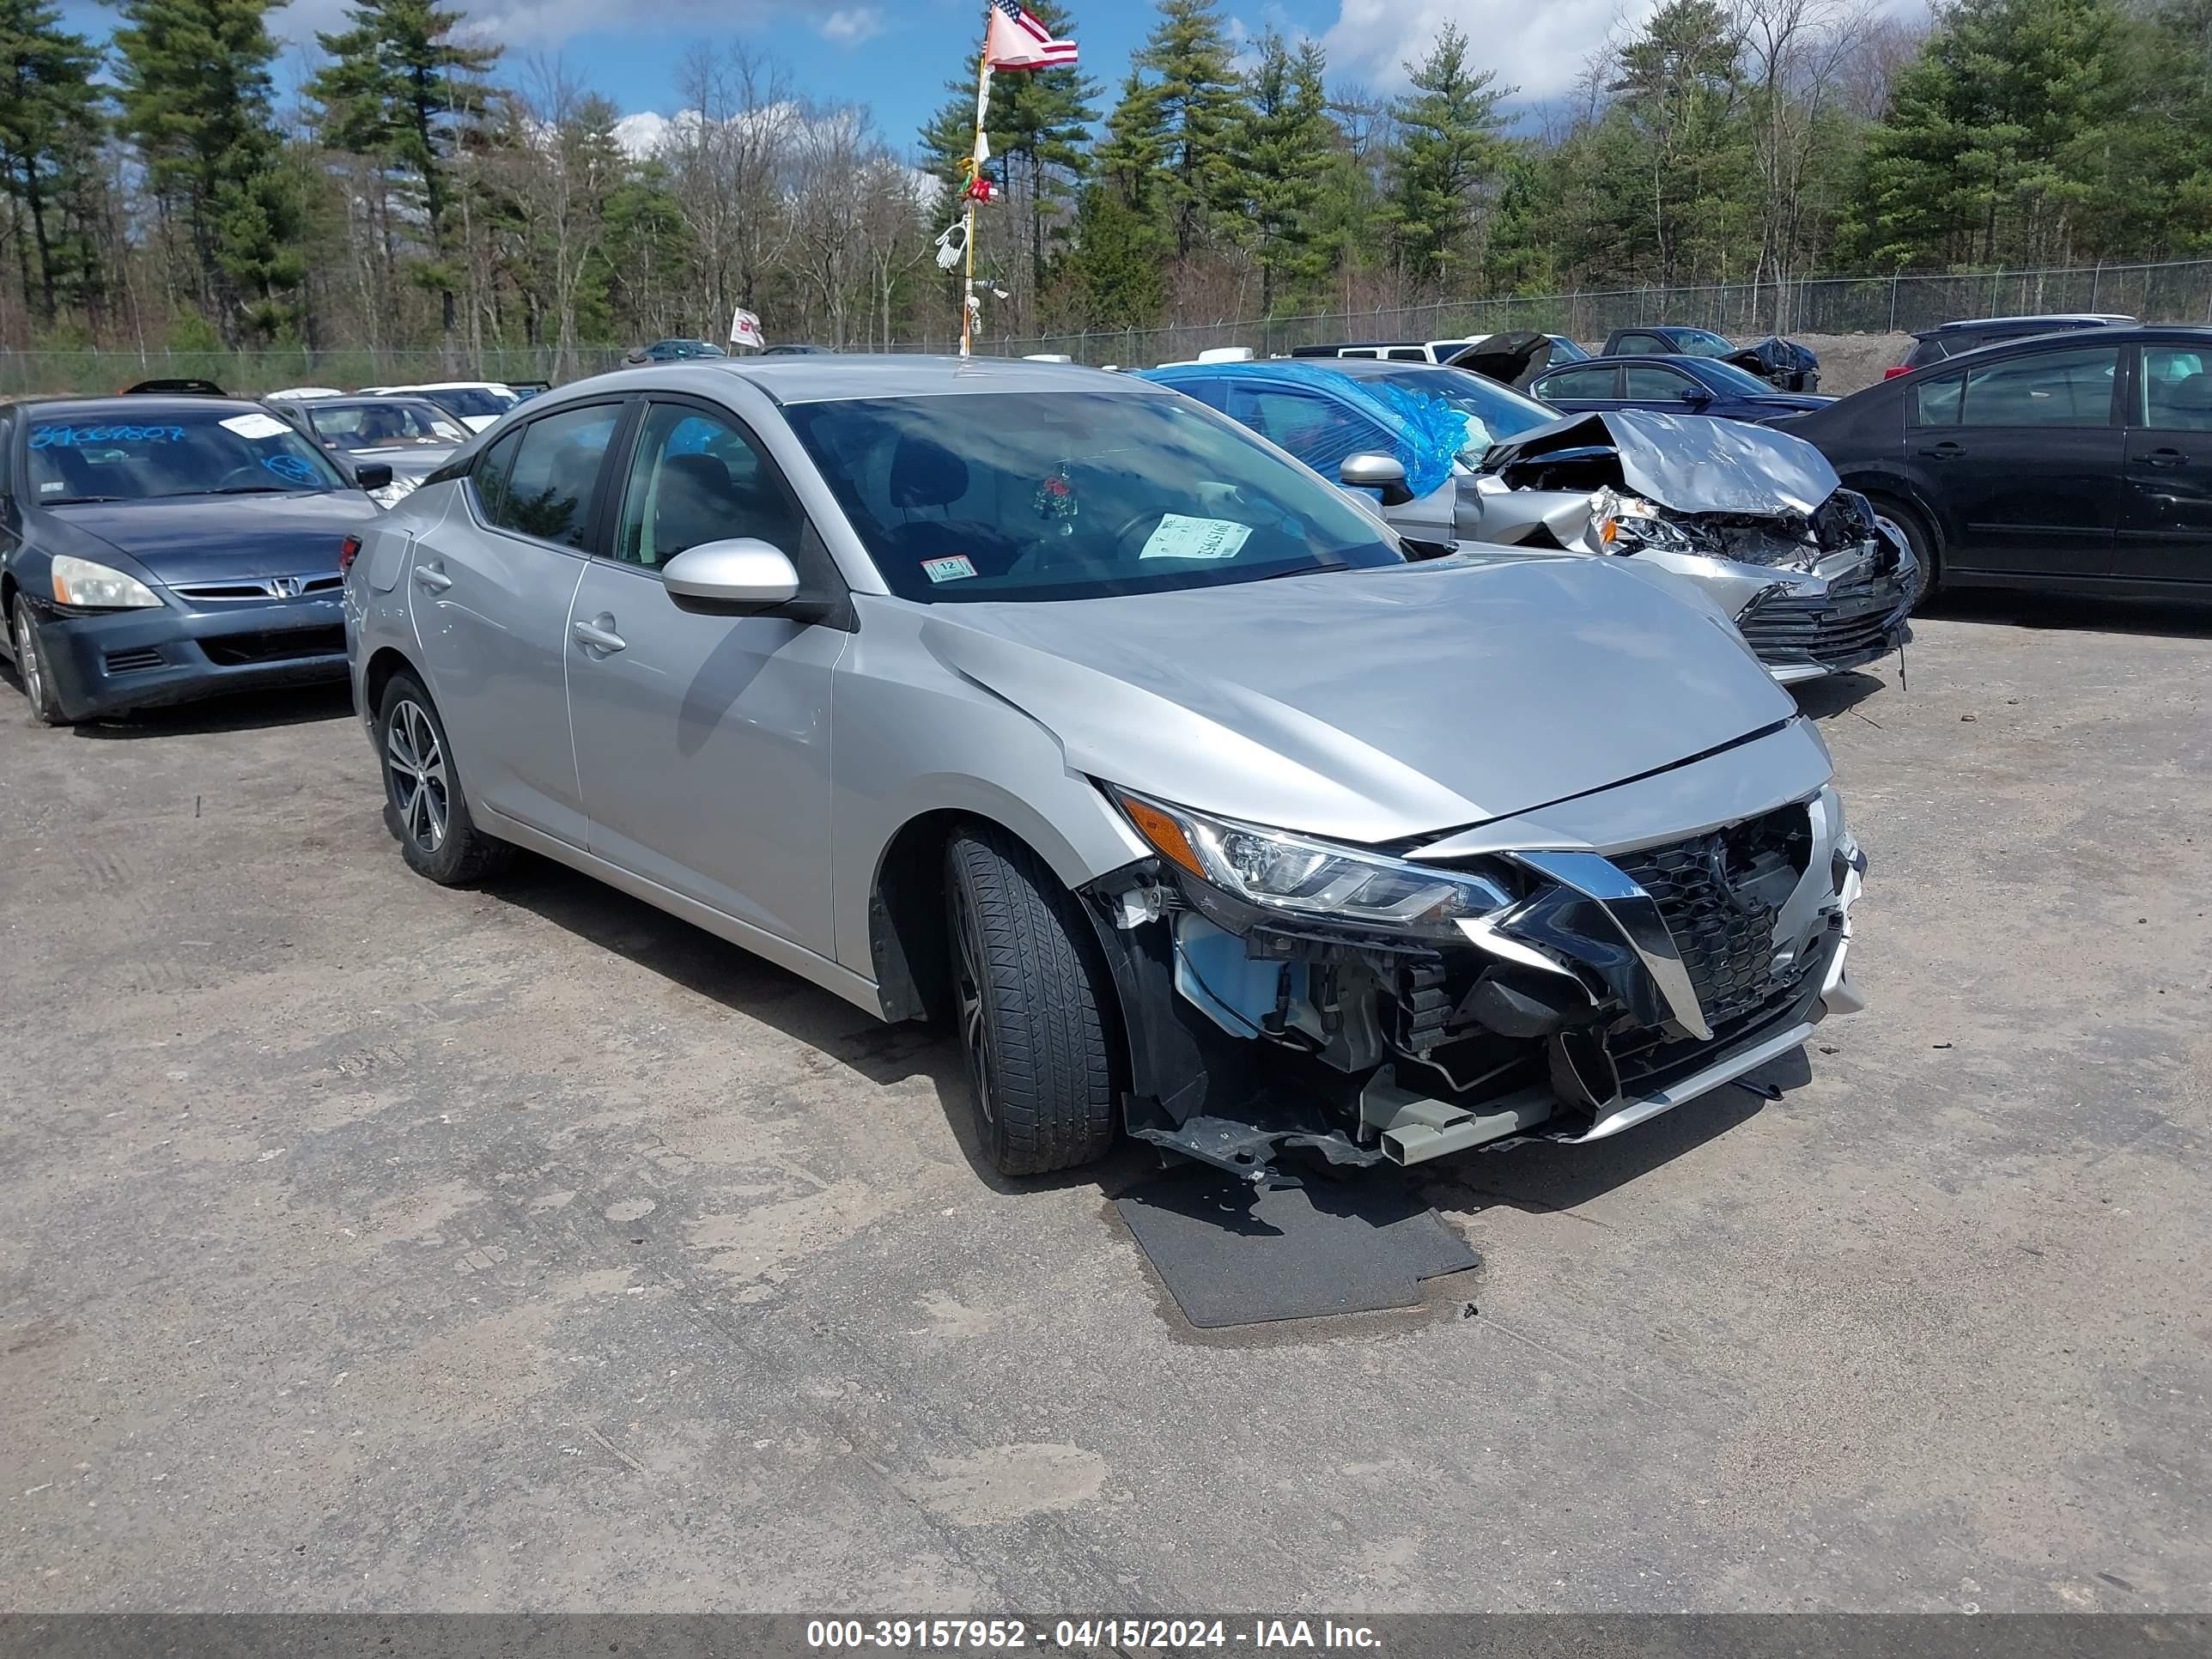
xmin=344 ymin=355 xmax=1866 ymax=1183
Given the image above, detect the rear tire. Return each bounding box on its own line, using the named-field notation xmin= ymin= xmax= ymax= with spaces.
xmin=8 ymin=598 xmax=71 ymax=726
xmin=376 ymin=671 xmax=512 ymax=885
xmin=1867 ymin=494 xmax=1941 ymax=598
xmin=945 ymin=824 xmax=1118 ymax=1176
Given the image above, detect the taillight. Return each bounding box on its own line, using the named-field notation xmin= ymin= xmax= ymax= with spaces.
xmin=338 ymin=535 xmax=362 ymax=574
xmin=1882 ymin=366 xmax=1911 ymax=380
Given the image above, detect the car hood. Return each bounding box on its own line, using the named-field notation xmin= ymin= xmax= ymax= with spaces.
xmin=918 ymin=550 xmax=1795 ymax=844
xmin=41 ymin=492 xmax=379 ymax=584
xmin=1740 ymin=393 xmax=1833 ymax=414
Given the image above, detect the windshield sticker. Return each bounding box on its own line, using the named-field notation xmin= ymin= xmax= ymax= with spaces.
xmin=921 ymin=555 xmax=977 ymax=584
xmin=1139 ymin=514 xmax=1252 ymax=561
xmin=30 ymin=422 xmax=185 ymax=448
xmin=220 ymin=411 xmax=293 ymax=441
xmin=261 ymin=453 xmax=321 ymax=484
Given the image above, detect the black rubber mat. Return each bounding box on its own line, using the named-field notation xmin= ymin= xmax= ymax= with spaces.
xmin=1116 ymin=1167 xmax=1479 ymax=1328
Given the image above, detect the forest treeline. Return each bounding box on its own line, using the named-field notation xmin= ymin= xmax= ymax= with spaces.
xmin=1 ymin=0 xmax=2208 ymax=357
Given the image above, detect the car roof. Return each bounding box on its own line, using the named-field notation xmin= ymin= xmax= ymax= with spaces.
xmin=6 ymin=393 xmax=274 ymax=420
xmin=1928 ymin=313 xmax=2134 ymax=335
xmin=616 ymin=353 xmax=1170 ymax=404
xmin=1894 ymin=322 xmax=2212 ymax=371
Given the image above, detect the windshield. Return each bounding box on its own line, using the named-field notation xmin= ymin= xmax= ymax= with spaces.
xmin=1686 ymin=358 xmax=1782 ymax=396
xmin=419 ymin=386 xmax=516 ymax=419
xmin=27 ymin=408 xmax=352 ymax=502
xmin=1544 ymin=337 xmax=1592 ymax=364
xmin=307 ymin=401 xmax=468 ymax=449
xmin=1353 ymin=367 xmax=1559 ymax=464
xmin=1674 ymin=330 xmax=1735 ymax=357
xmin=783 ymin=390 xmax=1404 ymax=604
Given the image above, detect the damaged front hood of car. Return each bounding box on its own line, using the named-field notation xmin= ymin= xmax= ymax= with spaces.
xmin=920 ymin=552 xmax=1796 ymax=846
xmin=1479 ymin=408 xmax=1842 ymax=517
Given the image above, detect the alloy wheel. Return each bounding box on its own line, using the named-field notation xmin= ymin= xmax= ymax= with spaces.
xmin=12 ymin=605 xmax=42 ymax=712
xmin=951 ymin=881 xmax=995 ymax=1125
xmin=385 ymin=699 xmax=449 ymax=853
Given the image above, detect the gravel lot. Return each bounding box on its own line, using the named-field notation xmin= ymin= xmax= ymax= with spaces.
xmin=3 ymin=596 xmax=2208 ymax=1613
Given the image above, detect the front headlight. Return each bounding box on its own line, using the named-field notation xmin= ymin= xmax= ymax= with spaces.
xmin=50 ymin=554 xmax=162 ymax=610
xmin=368 ymin=476 xmax=421 ymax=509
xmin=1111 ymin=787 xmax=1513 ymax=939
xmin=1593 ymin=489 xmax=1705 ymax=556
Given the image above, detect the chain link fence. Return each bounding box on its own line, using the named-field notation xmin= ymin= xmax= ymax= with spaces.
xmin=8 ymin=258 xmax=2212 ymax=392
xmin=962 ymin=258 xmax=2212 ymax=367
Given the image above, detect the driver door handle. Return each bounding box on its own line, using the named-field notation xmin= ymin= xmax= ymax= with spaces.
xmin=411 ymin=562 xmax=453 ymax=592
xmin=1919 ymin=440 xmax=1966 ymax=460
xmin=573 ymin=616 xmax=627 ymax=654
xmin=2145 ymin=447 xmax=2188 ymax=468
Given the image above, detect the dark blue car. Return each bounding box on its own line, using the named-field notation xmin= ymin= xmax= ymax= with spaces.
xmin=1 ymin=396 xmax=385 ymax=724
xmin=1528 ymin=355 xmax=1834 ymax=424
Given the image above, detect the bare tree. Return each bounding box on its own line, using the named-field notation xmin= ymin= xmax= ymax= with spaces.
xmin=502 ymin=58 xmax=626 ymax=370
xmin=659 ymin=43 xmax=798 ymax=342
xmin=854 ymin=157 xmax=933 ymax=350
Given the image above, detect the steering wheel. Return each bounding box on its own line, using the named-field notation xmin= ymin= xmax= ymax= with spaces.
xmin=1109 ymin=509 xmax=1169 ymax=560
xmin=214 ymin=464 xmax=272 ymax=489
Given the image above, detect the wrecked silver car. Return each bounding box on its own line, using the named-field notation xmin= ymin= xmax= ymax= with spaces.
xmin=350 ymin=356 xmax=1867 ymax=1187
xmin=1462 ymin=409 xmax=1920 ymax=684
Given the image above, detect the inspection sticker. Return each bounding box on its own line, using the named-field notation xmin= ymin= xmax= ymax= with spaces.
xmin=1139 ymin=514 xmax=1251 ymax=561
xmin=219 ymin=411 xmax=292 ymax=441
xmin=921 ymin=554 xmax=977 ymax=584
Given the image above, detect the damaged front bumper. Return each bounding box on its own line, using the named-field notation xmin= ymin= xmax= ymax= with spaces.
xmin=1084 ymin=726 xmax=1866 ymax=1182
xmin=1458 ymin=410 xmax=1920 ymax=683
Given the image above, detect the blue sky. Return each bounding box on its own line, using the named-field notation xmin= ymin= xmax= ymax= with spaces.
xmin=64 ymin=0 xmax=1663 ymax=155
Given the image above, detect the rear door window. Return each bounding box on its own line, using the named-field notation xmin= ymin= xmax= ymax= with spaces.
xmin=481 ymin=403 xmax=623 ymax=547
xmin=1535 ymin=365 xmax=1620 ymax=400
xmin=1912 ymin=376 xmax=1962 ymax=426
xmin=1615 ymin=332 xmax=1666 ymax=355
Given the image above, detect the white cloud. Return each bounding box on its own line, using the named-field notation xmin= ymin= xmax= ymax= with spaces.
xmin=613 ymin=111 xmax=671 ymax=157
xmin=818 ymin=6 xmax=884 ymax=44
xmin=1319 ymin=0 xmax=1656 ymax=101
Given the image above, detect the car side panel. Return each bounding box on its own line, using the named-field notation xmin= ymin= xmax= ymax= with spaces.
xmin=404 ymin=492 xmax=592 ymax=845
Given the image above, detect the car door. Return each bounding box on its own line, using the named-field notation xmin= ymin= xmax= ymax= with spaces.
xmin=408 ymin=398 xmax=625 ymax=845
xmin=1529 ymin=363 xmax=1622 ymax=411
xmin=1903 ymin=341 xmax=2124 ymax=580
xmin=564 ymin=397 xmax=848 ymax=957
xmin=2115 ymin=342 xmax=2212 ymax=587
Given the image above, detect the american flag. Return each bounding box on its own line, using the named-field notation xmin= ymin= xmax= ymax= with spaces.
xmin=986 ymin=0 xmax=1078 ymax=70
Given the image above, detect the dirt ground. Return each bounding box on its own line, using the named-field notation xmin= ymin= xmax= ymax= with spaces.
xmin=2 ymin=593 xmax=2209 ymax=1613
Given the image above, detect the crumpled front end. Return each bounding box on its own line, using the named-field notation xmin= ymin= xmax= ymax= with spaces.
xmin=1455 ymin=409 xmax=1918 ymax=681
xmin=1080 ymin=727 xmax=1867 ymax=1182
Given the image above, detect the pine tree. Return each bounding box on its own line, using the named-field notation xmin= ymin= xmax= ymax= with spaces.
xmin=0 ymin=0 xmax=103 ymax=327
xmin=1125 ymin=0 xmax=1243 ymax=257
xmin=1609 ymin=0 xmax=1748 ymax=288
xmin=917 ymin=1 xmax=1097 ymax=319
xmin=311 ymin=0 xmax=498 ymax=343
xmin=1382 ymin=22 xmax=1510 ymax=289
xmin=1849 ymin=0 xmax=2132 ymax=268
xmin=1229 ymin=33 xmax=1334 ymax=314
xmin=1092 ymin=70 xmax=1167 ymax=209
xmin=112 ymin=0 xmax=298 ymax=337
xmin=1070 ymin=180 xmax=1165 ymax=328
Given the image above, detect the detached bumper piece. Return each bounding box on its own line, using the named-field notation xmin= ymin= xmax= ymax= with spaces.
xmin=1084 ymin=793 xmax=1863 ymax=1183
xmin=33 ymin=593 xmax=349 ymax=720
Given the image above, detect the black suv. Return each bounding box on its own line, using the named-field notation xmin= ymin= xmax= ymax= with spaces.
xmin=1887 ymin=314 xmax=2134 ymax=379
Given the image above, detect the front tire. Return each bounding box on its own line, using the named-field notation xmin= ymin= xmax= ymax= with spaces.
xmin=1868 ymin=493 xmax=1941 ymax=598
xmin=8 ymin=598 xmax=71 ymax=726
xmin=376 ymin=672 xmax=512 ymax=885
xmin=945 ymin=824 xmax=1118 ymax=1176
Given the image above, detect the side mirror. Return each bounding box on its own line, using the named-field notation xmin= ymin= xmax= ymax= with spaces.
xmin=1680 ymin=389 xmax=1713 ymax=410
xmin=354 ymin=462 xmax=394 ymax=489
xmin=1340 ymin=452 xmax=1414 ymax=507
xmin=661 ymin=538 xmax=802 ymax=616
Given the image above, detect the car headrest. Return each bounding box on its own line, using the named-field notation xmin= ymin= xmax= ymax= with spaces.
xmin=662 ymin=451 xmax=733 ymax=495
xmin=890 ymin=435 xmax=968 ymax=511
xmin=2165 ymin=371 xmax=2212 ymax=413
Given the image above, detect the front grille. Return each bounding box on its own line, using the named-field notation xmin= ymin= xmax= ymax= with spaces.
xmin=172 ymin=572 xmax=343 ymax=603
xmin=1739 ymin=560 xmax=1912 ymax=668
xmin=103 ymin=647 xmax=165 ymax=673
xmin=201 ymin=626 xmax=345 ymax=666
xmin=1611 ymin=803 xmax=1812 ymax=1030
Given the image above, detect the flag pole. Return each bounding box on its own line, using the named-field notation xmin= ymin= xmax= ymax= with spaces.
xmin=960 ymin=15 xmax=988 ymax=359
